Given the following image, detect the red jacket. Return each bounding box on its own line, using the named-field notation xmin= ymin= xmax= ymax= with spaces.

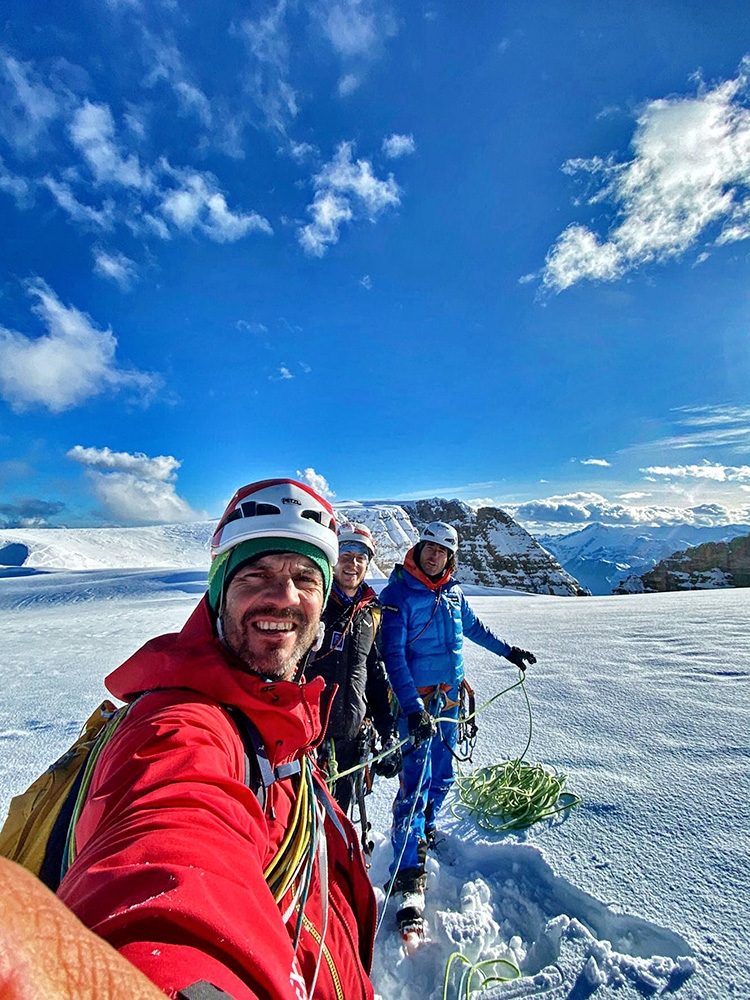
xmin=57 ymin=597 xmax=376 ymax=1000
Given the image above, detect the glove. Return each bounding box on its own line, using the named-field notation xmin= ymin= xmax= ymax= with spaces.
xmin=506 ymin=646 xmax=537 ymax=671
xmin=407 ymin=709 xmax=436 ymax=747
xmin=372 ymin=735 xmax=402 ymax=779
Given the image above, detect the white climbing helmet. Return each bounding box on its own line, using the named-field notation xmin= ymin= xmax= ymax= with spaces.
xmin=337 ymin=522 xmax=376 ymax=559
xmin=210 ymin=479 xmax=338 ymax=567
xmin=419 ymin=521 xmax=459 ymax=554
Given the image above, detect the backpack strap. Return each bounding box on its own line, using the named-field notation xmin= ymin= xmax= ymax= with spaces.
xmin=41 ymin=701 xmax=132 ymax=892
xmin=222 ymin=705 xmax=301 ymax=812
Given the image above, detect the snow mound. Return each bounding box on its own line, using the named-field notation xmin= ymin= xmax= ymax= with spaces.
xmin=369 ymin=830 xmax=695 ymax=1000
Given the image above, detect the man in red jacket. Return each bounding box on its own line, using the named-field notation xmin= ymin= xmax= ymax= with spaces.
xmin=57 ymin=479 xmax=377 ymax=1000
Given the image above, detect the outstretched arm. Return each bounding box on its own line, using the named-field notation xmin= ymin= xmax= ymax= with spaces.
xmin=0 ymin=857 xmax=165 ymax=1000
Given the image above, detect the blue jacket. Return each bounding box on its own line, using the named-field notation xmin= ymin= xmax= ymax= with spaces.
xmin=380 ymin=551 xmax=512 ymax=716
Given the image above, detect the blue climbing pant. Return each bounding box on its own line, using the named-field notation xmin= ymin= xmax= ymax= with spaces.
xmin=390 ymin=692 xmax=460 ymax=876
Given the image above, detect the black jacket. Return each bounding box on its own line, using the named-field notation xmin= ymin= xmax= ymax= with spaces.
xmin=306 ymin=584 xmax=395 ymax=742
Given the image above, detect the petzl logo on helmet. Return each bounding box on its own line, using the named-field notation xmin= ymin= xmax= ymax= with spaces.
xmin=282 ymin=497 xmax=301 ymax=505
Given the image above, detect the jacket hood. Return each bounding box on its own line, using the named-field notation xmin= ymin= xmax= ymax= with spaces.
xmin=106 ymin=595 xmax=329 ymax=761
xmin=404 ymin=546 xmax=452 ymax=591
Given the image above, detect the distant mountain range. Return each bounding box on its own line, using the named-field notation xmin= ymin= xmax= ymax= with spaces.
xmin=539 ymin=522 xmax=750 ymax=595
xmin=0 ymin=497 xmax=586 ymax=597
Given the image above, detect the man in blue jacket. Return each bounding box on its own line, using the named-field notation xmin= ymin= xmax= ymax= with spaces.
xmin=380 ymin=521 xmax=536 ymax=937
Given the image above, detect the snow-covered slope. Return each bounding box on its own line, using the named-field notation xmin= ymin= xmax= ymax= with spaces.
xmin=539 ymin=522 xmax=750 ymax=595
xmin=0 ymin=522 xmax=213 ymax=571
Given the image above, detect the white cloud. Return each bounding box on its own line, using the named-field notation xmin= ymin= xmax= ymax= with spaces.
xmin=382 ymin=133 xmax=416 ymax=158
xmin=360 ymin=274 xmax=372 ymax=289
xmin=239 ymin=0 xmax=298 ymax=136
xmin=0 ymin=279 xmax=160 ymax=413
xmin=0 ymin=155 xmax=32 ymax=208
xmin=320 ymin=1 xmax=378 ymax=55
xmin=43 ymin=176 xmax=116 ymax=230
xmin=640 ymin=461 xmax=750 ymax=482
xmin=298 ymin=141 xmax=400 ymax=255
xmin=69 ymin=101 xmax=153 ymax=191
xmin=676 ymin=404 xmax=750 ymax=429
xmin=296 ymin=467 xmax=335 ymax=498
xmin=288 ymin=140 xmax=317 ymax=163
xmin=580 ymin=458 xmax=611 ymax=467
xmin=338 ymin=73 xmax=361 ymax=96
xmin=93 ymin=247 xmax=139 ymax=290
xmin=298 ymin=190 xmax=353 ymax=256
xmin=269 ymin=365 xmax=294 ymax=381
xmin=543 ymin=58 xmax=750 ymax=291
xmin=312 ymin=1 xmax=397 ymax=99
xmin=317 ymin=0 xmax=396 ymax=57
xmin=619 ymin=491 xmax=651 ymax=500
xmin=67 ymin=445 xmax=201 ymax=525
xmin=159 ymin=166 xmax=273 ymax=242
xmin=67 ymin=445 xmax=180 ymax=481
xmin=506 ymin=490 xmax=750 ymax=531
xmin=235 ymin=319 xmax=269 ymax=335
xmin=0 ymin=50 xmax=60 ymax=154
xmin=628 ymin=404 xmax=750 ymax=454
xmin=140 ymin=32 xmax=213 ymax=127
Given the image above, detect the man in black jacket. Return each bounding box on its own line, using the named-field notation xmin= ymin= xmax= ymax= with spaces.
xmin=306 ymin=523 xmax=401 ymax=814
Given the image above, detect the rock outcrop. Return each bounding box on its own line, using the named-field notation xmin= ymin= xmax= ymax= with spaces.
xmin=614 ymin=533 xmax=750 ymax=593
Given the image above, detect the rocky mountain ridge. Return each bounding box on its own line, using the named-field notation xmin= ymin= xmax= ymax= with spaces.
xmin=614 ymin=533 xmax=750 ymax=593
xmin=338 ymin=498 xmax=587 ymax=596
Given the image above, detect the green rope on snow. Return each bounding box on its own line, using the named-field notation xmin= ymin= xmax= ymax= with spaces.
xmin=450 ymin=671 xmax=580 ymax=831
xmin=442 ymin=951 xmax=521 ymax=1000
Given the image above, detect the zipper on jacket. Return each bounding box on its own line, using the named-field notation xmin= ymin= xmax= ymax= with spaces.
xmin=300 ymin=911 xmax=345 ymax=1000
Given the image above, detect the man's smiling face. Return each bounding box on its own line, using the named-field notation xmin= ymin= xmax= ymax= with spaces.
xmin=221 ymin=552 xmax=325 ymax=680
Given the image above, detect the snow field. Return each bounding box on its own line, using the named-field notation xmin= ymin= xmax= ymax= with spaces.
xmin=0 ymin=574 xmax=747 ymax=999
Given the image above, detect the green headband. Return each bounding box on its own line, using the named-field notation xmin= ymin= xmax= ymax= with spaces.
xmin=208 ymin=537 xmax=333 ymax=612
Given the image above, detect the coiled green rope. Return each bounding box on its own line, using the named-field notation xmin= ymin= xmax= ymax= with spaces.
xmin=442 ymin=952 xmax=521 ymax=1000
xmin=448 ymin=670 xmax=580 ymax=831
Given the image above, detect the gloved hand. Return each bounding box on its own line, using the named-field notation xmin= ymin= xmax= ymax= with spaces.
xmin=506 ymin=646 xmax=537 ymax=671
xmin=372 ymin=734 xmax=402 ymax=778
xmin=407 ymin=709 xmax=436 ymax=747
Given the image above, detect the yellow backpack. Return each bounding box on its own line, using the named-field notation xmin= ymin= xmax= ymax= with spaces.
xmin=0 ymin=699 xmax=129 ymax=890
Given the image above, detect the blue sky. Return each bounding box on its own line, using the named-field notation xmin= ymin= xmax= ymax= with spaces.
xmin=1 ymin=0 xmax=750 ymax=532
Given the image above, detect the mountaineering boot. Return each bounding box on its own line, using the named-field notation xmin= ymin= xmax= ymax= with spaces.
xmin=392 ymin=867 xmax=427 ymax=946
